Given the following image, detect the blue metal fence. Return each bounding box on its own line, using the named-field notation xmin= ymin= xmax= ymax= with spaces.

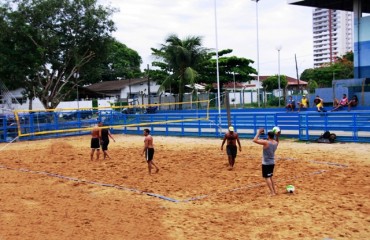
xmin=1 ymin=108 xmax=370 ymax=143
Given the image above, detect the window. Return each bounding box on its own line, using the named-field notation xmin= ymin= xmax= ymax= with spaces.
xmin=12 ymin=97 xmax=27 ymax=104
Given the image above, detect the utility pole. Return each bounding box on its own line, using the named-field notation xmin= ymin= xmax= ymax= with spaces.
xmin=276 ymin=46 xmax=282 ymax=107
xmin=251 ymin=0 xmax=261 ymax=107
xmin=295 ymin=54 xmax=300 ymax=94
xmin=147 ymin=64 xmax=151 ymax=104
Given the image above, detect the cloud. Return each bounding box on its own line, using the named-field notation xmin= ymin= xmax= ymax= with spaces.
xmin=100 ymin=0 xmax=314 ymax=78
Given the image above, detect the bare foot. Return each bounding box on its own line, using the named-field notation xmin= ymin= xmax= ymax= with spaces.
xmin=155 ymin=168 xmax=159 ymax=173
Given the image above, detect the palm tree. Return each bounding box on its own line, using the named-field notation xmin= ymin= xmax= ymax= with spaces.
xmin=151 ymin=34 xmax=208 ymax=104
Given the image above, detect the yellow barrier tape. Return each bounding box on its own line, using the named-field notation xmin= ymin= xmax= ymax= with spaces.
xmin=17 ymin=117 xmax=209 ymax=137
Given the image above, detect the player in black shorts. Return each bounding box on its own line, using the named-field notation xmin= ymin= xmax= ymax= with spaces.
xmin=90 ymin=123 xmax=101 ymax=160
xmin=142 ymin=129 xmax=159 ymax=174
xmin=253 ymin=128 xmax=280 ymax=196
xmin=100 ymin=123 xmax=115 ymax=160
xmin=221 ymin=126 xmax=242 ymax=170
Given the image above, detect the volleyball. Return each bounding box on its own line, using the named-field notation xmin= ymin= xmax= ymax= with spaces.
xmin=286 ymin=185 xmax=295 ymax=193
xmin=272 ymin=126 xmax=281 ymax=133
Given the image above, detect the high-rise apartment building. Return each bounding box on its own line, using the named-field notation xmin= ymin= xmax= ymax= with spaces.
xmin=312 ymin=8 xmax=353 ymax=68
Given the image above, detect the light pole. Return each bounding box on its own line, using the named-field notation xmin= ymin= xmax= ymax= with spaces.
xmin=233 ymin=72 xmax=236 ymax=108
xmin=147 ymin=64 xmax=151 ymax=104
xmin=129 ymin=78 xmax=132 ymax=100
xmin=73 ymin=72 xmax=80 ymax=110
xmin=251 ymin=0 xmax=260 ymax=107
xmin=276 ymin=46 xmax=282 ymax=107
xmin=214 ymin=0 xmax=221 ymax=123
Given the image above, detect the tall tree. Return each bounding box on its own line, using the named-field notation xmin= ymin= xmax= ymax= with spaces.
xmin=197 ymin=49 xmax=257 ymax=91
xmin=151 ymin=34 xmax=208 ymax=103
xmin=262 ymin=75 xmax=288 ymax=105
xmin=300 ymin=51 xmax=354 ymax=87
xmin=262 ymin=75 xmax=288 ymax=92
xmin=0 ymin=0 xmax=116 ymax=109
xmin=151 ymin=39 xmax=257 ymax=96
xmin=101 ymin=40 xmax=142 ymax=81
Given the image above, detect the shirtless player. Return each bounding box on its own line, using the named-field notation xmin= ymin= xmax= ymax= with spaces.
xmin=221 ymin=126 xmax=242 ymax=170
xmin=142 ymin=128 xmax=159 ymax=174
xmin=90 ymin=122 xmax=101 ymax=160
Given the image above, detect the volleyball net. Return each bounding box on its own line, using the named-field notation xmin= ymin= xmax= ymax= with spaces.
xmin=12 ymin=100 xmax=211 ymax=138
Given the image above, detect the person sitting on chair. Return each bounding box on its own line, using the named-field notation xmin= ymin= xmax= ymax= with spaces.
xmin=145 ymin=105 xmax=158 ymax=114
xmin=331 ymin=94 xmax=348 ymax=111
xmin=286 ymin=96 xmax=296 ymax=112
xmin=314 ymin=95 xmax=324 ymax=112
xmin=297 ymin=95 xmax=308 ymax=112
xmin=348 ymin=95 xmax=358 ymax=111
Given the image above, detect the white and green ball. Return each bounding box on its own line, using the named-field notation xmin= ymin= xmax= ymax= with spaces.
xmin=286 ymin=185 xmax=295 ymax=193
xmin=272 ymin=126 xmax=281 ymax=134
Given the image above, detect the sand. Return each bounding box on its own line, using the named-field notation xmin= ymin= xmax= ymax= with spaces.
xmin=0 ymin=134 xmax=369 ymax=240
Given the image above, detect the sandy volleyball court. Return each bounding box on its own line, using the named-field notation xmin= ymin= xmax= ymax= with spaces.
xmin=0 ymin=134 xmax=369 ymax=239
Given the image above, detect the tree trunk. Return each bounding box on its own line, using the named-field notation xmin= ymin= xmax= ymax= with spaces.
xmin=178 ymin=77 xmax=184 ymax=109
xmin=28 ymin=97 xmax=33 ymax=110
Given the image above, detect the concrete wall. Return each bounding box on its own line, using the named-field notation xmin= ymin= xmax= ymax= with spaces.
xmin=354 ymin=15 xmax=370 ymax=78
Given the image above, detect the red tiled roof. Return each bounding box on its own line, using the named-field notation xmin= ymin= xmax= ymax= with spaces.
xmin=223 ymin=82 xmax=247 ymax=88
xmin=252 ymin=75 xmax=307 ymax=86
xmin=212 ymin=82 xmax=256 ymax=89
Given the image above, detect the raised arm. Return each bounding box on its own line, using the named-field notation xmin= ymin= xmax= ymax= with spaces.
xmin=253 ymin=129 xmax=268 ymax=146
xmin=275 ymin=131 xmax=280 ymax=145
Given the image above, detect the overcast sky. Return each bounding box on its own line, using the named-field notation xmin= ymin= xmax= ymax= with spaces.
xmin=99 ymin=0 xmax=315 ymax=79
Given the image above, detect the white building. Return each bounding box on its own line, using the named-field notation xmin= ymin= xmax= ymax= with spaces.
xmin=0 ymin=78 xmax=159 ymax=112
xmin=312 ymin=8 xmax=353 ymax=67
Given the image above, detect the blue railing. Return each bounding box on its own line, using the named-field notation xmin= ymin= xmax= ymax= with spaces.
xmin=119 ymin=109 xmax=370 ymax=142
xmin=1 ymin=108 xmax=370 ymax=143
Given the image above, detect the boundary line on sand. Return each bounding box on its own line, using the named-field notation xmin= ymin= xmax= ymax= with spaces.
xmin=0 ymin=159 xmax=348 ymax=203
